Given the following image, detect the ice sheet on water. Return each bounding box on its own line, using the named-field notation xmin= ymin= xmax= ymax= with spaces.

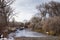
xmin=15 ymin=29 xmax=47 ymax=37
xmin=8 ymin=29 xmax=47 ymax=37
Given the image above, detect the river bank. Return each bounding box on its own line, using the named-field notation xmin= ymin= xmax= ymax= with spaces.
xmin=15 ymin=36 xmax=60 ymax=40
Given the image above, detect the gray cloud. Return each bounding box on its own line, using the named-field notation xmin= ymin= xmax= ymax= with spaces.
xmin=11 ymin=0 xmax=60 ymax=22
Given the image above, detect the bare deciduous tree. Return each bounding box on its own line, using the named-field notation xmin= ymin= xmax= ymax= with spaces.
xmin=0 ymin=0 xmax=15 ymax=37
xmin=37 ymin=1 xmax=60 ymax=17
xmin=36 ymin=1 xmax=60 ymax=35
xmin=0 ymin=0 xmax=15 ymax=26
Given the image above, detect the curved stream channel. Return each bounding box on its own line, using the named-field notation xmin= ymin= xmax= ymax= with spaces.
xmin=0 ymin=29 xmax=47 ymax=40
xmin=9 ymin=29 xmax=47 ymax=37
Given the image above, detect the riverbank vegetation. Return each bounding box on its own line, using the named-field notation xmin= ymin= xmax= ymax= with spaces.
xmin=26 ymin=1 xmax=60 ymax=36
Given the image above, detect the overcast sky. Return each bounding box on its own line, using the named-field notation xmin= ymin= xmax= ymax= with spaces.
xmin=11 ymin=0 xmax=60 ymax=22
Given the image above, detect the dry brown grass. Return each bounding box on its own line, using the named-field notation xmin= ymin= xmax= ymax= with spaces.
xmin=15 ymin=37 xmax=60 ymax=40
